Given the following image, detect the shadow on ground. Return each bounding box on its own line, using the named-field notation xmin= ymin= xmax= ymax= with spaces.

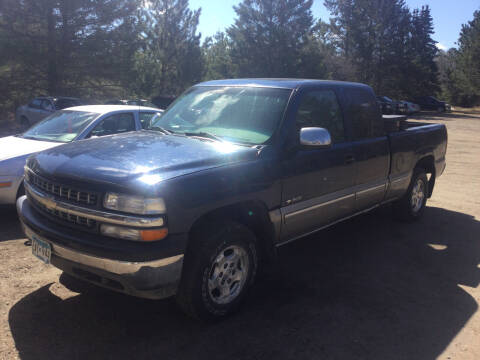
xmin=8 ymin=206 xmax=480 ymax=360
xmin=0 ymin=205 xmax=24 ymax=242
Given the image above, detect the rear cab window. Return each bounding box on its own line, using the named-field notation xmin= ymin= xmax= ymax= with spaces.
xmin=346 ymin=87 xmax=384 ymax=140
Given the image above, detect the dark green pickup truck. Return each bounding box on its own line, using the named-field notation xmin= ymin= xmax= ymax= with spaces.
xmin=18 ymin=79 xmax=447 ymax=319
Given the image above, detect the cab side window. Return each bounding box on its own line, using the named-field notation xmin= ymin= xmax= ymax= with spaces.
xmin=295 ymin=90 xmax=345 ymax=143
xmin=90 ymin=112 xmax=135 ymax=137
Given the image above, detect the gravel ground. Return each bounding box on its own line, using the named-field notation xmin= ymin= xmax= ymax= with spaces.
xmin=0 ymin=112 xmax=479 ymax=360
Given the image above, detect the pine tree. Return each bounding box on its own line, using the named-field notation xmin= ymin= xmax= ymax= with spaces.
xmin=325 ymin=0 xmax=413 ymax=97
xmin=456 ymin=10 xmax=480 ymax=103
xmin=227 ymin=0 xmax=316 ymax=77
xmin=0 ymin=0 xmax=141 ymax=100
xmin=202 ymin=32 xmax=237 ymax=80
xmin=407 ymin=5 xmax=439 ymax=97
xmin=132 ymin=0 xmax=203 ymax=97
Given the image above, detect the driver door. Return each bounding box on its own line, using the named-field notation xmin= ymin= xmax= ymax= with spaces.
xmin=280 ymin=89 xmax=356 ymax=242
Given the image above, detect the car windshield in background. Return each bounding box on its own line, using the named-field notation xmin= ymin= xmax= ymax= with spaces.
xmin=22 ymin=110 xmax=98 ymax=142
xmin=149 ymin=86 xmax=292 ymax=144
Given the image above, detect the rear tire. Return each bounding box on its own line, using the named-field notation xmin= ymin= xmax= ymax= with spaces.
xmin=393 ymin=168 xmax=429 ymax=222
xmin=176 ymin=221 xmax=259 ymax=321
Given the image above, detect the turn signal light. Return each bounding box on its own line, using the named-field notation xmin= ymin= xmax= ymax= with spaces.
xmin=140 ymin=228 xmax=169 ymax=242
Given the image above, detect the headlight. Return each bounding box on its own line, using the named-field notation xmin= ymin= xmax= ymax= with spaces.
xmin=103 ymin=192 xmax=166 ymax=214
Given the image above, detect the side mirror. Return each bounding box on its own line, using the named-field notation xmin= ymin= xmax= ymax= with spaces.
xmin=299 ymin=127 xmax=332 ymax=148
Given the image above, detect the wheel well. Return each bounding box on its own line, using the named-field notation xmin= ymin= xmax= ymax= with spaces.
xmin=16 ymin=180 xmax=25 ymax=199
xmin=414 ymin=156 xmax=435 ymax=197
xmin=188 ymin=201 xmax=277 ymax=261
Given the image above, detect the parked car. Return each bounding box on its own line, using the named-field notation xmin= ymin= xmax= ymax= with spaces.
xmin=0 ymin=105 xmax=162 ymax=205
xmin=414 ymin=96 xmax=451 ymax=112
xmin=17 ymin=79 xmax=447 ymax=320
xmin=377 ymin=96 xmax=407 ymax=115
xmin=16 ymin=97 xmax=83 ymax=129
xmin=401 ymin=100 xmax=421 ymax=115
xmin=105 ymin=99 xmax=159 ymax=108
xmin=151 ymin=95 xmax=177 ymax=109
xmin=376 ymin=96 xmax=394 ymax=114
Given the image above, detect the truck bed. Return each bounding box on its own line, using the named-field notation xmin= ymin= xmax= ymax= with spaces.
xmin=386 ymin=118 xmax=447 ymax=197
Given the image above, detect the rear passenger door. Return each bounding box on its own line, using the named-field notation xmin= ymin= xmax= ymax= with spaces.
xmin=347 ymin=89 xmax=389 ymax=210
xmin=88 ymin=112 xmax=136 ymax=137
xmin=280 ymin=89 xmax=357 ymax=241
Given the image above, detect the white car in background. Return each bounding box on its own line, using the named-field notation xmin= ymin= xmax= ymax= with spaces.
xmin=0 ymin=105 xmax=163 ymax=205
xmin=401 ymin=101 xmax=421 ymax=115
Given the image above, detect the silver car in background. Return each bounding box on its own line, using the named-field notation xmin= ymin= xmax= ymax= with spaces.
xmin=16 ymin=97 xmax=83 ymax=129
xmin=0 ymin=105 xmax=163 ymax=205
xmin=401 ymin=100 xmax=421 ymax=115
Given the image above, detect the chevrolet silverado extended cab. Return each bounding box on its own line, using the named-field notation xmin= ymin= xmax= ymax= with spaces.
xmin=17 ymin=79 xmax=447 ymax=320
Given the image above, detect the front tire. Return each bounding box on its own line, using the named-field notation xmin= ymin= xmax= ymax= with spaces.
xmin=176 ymin=221 xmax=259 ymax=320
xmin=393 ymin=168 xmax=429 ymax=221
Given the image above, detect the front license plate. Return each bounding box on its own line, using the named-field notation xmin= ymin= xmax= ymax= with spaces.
xmin=32 ymin=235 xmax=51 ymax=264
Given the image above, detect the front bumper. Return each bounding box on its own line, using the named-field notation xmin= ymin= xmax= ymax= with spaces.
xmin=17 ymin=196 xmax=185 ymax=299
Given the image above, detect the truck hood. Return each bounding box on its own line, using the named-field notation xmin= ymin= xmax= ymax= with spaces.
xmin=0 ymin=136 xmax=59 ymax=162
xmin=29 ymin=131 xmax=260 ymax=185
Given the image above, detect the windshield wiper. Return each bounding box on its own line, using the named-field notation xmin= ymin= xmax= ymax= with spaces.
xmin=148 ymin=126 xmax=173 ymax=135
xmin=183 ymin=131 xmax=224 ymax=142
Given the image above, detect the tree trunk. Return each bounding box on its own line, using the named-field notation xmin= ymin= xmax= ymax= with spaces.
xmin=47 ymin=2 xmax=57 ymax=95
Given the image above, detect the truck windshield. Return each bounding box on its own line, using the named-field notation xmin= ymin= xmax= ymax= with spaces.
xmin=148 ymin=86 xmax=292 ymax=144
xmin=22 ymin=110 xmax=98 ymax=142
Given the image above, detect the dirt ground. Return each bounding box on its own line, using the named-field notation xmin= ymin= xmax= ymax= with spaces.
xmin=0 ymin=112 xmax=479 ymax=360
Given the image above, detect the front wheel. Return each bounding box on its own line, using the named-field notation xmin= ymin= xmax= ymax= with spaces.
xmin=393 ymin=168 xmax=429 ymax=221
xmin=176 ymin=221 xmax=259 ymax=320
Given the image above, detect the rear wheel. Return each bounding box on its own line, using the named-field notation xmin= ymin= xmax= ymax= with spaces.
xmin=393 ymin=168 xmax=429 ymax=221
xmin=176 ymin=221 xmax=259 ymax=320
xmin=20 ymin=116 xmax=30 ymax=131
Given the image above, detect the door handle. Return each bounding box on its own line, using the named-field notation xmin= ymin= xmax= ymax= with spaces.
xmin=345 ymin=155 xmax=355 ymax=164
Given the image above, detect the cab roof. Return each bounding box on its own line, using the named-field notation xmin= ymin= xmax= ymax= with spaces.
xmin=196 ymin=78 xmax=369 ymax=90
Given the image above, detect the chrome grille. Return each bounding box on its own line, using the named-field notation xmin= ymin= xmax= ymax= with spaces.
xmin=28 ymin=172 xmax=98 ymax=206
xmin=30 ymin=195 xmax=97 ymax=229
